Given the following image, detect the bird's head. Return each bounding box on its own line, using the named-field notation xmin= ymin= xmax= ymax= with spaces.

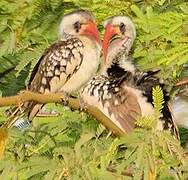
xmin=102 ymin=16 xmax=136 ymax=64
xmin=59 ymin=10 xmax=101 ymax=45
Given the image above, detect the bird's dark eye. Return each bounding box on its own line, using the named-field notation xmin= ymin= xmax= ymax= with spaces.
xmin=74 ymin=21 xmax=81 ymax=33
xmin=119 ymin=22 xmax=126 ymax=33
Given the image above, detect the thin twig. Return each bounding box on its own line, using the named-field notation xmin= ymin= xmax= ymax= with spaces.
xmin=175 ymin=77 xmax=188 ymax=87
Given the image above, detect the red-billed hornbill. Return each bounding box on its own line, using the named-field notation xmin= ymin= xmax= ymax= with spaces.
xmin=9 ymin=10 xmax=101 ymax=123
xmin=81 ymin=15 xmax=178 ymax=136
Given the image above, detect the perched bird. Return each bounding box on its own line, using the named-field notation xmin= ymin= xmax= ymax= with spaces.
xmin=81 ymin=15 xmax=178 ymax=136
xmin=8 ymin=10 xmax=101 ymax=123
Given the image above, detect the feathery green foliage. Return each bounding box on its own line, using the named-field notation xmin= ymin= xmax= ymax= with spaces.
xmin=152 ymin=86 xmax=164 ymax=117
xmin=136 ymin=86 xmax=164 ymax=129
xmin=1 ymin=98 xmax=188 ymax=179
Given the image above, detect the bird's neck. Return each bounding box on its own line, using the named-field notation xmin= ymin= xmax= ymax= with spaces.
xmin=59 ymin=31 xmax=73 ymax=40
xmin=104 ymin=51 xmax=136 ymax=77
xmin=117 ymin=54 xmax=136 ymax=74
xmin=106 ymin=62 xmax=127 ymax=79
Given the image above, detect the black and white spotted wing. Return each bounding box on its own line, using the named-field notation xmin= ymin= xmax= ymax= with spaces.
xmin=28 ymin=37 xmax=84 ymax=93
xmin=82 ymin=74 xmax=141 ymax=133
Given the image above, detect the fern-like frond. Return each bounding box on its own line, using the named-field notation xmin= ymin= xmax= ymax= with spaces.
xmin=135 ymin=116 xmax=156 ymax=129
xmin=152 ymin=85 xmax=164 ymax=117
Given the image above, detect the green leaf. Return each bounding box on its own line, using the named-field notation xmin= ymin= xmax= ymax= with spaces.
xmin=131 ymin=5 xmax=144 ymax=18
xmin=152 ymin=86 xmax=164 ymax=116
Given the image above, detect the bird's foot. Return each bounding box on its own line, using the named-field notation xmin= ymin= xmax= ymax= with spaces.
xmin=60 ymin=92 xmax=71 ymax=106
xmin=78 ymin=95 xmax=87 ymax=111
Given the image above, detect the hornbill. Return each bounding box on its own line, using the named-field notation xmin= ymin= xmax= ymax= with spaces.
xmin=81 ymin=15 xmax=178 ymax=137
xmin=8 ymin=10 xmax=101 ymax=123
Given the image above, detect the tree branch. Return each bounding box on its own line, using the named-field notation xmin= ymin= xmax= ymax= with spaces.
xmin=0 ymin=91 xmax=126 ymax=136
xmin=0 ymin=91 xmax=66 ymax=107
xmin=175 ymin=77 xmax=188 ymax=87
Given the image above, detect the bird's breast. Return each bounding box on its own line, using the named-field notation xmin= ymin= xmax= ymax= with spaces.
xmin=62 ymin=37 xmax=101 ymax=93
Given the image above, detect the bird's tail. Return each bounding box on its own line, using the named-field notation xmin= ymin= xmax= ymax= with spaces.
xmin=4 ymin=104 xmax=28 ymax=129
xmin=164 ymin=103 xmax=180 ymax=139
xmin=4 ymin=101 xmax=43 ymax=129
